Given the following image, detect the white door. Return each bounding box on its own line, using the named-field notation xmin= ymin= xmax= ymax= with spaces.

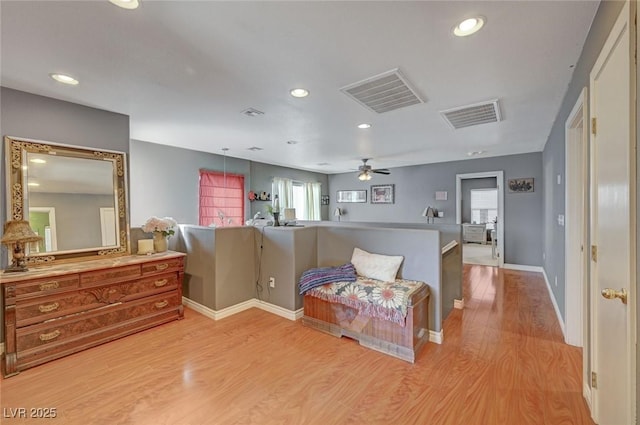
xmin=589 ymin=1 xmax=636 ymax=423
xmin=100 ymin=207 xmax=117 ymax=247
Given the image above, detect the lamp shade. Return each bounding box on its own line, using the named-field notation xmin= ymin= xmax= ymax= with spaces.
xmin=334 ymin=207 xmax=342 ymax=217
xmin=422 ymin=207 xmax=436 ymax=218
xmin=1 ymin=220 xmax=42 ymax=244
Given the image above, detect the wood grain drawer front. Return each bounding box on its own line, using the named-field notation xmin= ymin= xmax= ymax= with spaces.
xmin=130 ymin=274 xmax=180 ymax=297
xmin=14 ymin=275 xmax=80 ymax=299
xmin=16 ymin=292 xmax=182 ymax=354
xmin=141 ymin=257 xmax=184 ymax=276
xmin=80 ymin=265 xmax=141 ymax=286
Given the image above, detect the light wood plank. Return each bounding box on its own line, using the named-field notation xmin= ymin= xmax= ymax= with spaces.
xmin=0 ymin=264 xmax=594 ymax=424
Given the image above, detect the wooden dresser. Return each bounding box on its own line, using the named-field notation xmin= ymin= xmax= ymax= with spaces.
xmin=1 ymin=251 xmax=185 ymax=377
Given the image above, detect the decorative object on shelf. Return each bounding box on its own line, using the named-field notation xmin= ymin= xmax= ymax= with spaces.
xmin=321 ymin=195 xmax=330 ymax=205
xmin=272 ymin=195 xmax=281 ymax=227
xmin=259 ymin=191 xmax=271 ymax=201
xmin=508 ymin=178 xmax=534 ymax=193
xmin=141 ymin=216 xmax=177 ymax=253
xmin=1 ymin=220 xmax=43 ymax=272
xmin=336 ymin=190 xmax=367 ymax=203
xmin=422 ymin=206 xmax=438 ymax=223
xmin=334 ymin=207 xmax=343 ymax=221
xmin=137 ymin=239 xmax=154 ymax=255
xmin=248 ymin=191 xmax=256 ymax=201
xmin=371 ymin=184 xmax=395 ymax=204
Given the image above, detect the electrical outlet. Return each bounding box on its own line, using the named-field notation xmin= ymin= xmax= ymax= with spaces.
xmin=543 ymin=252 xmax=546 ymax=260
xmin=269 ymin=277 xmax=275 ymax=288
xmin=555 ymin=276 xmax=558 ymax=286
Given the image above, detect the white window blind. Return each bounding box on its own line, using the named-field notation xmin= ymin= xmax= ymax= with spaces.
xmin=470 ymin=188 xmax=498 ymax=229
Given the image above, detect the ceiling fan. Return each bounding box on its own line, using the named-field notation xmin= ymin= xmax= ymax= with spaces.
xmin=357 ymin=158 xmax=390 ymax=181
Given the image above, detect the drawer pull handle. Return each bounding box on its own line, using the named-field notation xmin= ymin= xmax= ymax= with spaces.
xmin=39 ymin=330 xmax=61 ymax=341
xmin=39 ymin=281 xmax=59 ymax=291
xmin=155 ymin=300 xmax=169 ymax=309
xmin=154 ymin=279 xmax=168 ymax=287
xmin=155 ymin=263 xmax=169 ymax=271
xmin=38 ymin=302 xmax=60 ymax=313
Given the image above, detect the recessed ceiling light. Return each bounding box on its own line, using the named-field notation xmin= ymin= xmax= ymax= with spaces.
xmin=109 ymin=0 xmax=140 ymax=10
xmin=467 ymin=150 xmax=485 ymax=156
xmin=454 ymin=16 xmax=485 ymax=37
xmin=30 ymin=158 xmax=46 ymax=164
xmin=357 ymin=123 xmax=372 ymax=129
xmin=290 ymin=88 xmax=309 ymax=98
xmin=28 ymin=182 xmax=40 ymax=187
xmin=50 ymin=73 xmax=79 ymax=85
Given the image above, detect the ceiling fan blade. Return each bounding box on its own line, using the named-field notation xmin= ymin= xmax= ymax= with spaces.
xmin=372 ymin=169 xmax=390 ymax=175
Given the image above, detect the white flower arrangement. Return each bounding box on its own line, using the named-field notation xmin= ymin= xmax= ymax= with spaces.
xmin=142 ymin=216 xmax=177 ymax=238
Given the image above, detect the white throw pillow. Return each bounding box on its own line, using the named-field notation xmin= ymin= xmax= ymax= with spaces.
xmin=350 ymin=247 xmax=403 ymax=282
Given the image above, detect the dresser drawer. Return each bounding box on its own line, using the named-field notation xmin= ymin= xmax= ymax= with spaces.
xmin=16 ymin=292 xmax=182 ymax=354
xmin=13 ymin=275 xmax=80 ymax=299
xmin=80 ymin=264 xmax=141 ymax=286
xmin=141 ymin=257 xmax=184 ymax=276
xmin=15 ymin=273 xmax=180 ymax=328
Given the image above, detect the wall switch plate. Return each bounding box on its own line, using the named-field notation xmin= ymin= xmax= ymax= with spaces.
xmin=269 ymin=277 xmax=275 ymax=288
xmin=558 ymin=214 xmax=565 ymax=226
xmin=557 ymin=174 xmax=562 ymax=185
xmin=555 ymin=276 xmax=558 ymax=286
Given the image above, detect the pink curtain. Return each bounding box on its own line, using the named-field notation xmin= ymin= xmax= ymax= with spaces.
xmin=199 ymin=170 xmax=245 ymax=227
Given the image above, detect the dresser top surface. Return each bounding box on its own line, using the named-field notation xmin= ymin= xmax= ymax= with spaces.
xmin=1 ymin=251 xmax=186 ymax=284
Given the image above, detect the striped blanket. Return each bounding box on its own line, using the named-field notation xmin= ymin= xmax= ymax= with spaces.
xmin=298 ymin=263 xmax=357 ymax=294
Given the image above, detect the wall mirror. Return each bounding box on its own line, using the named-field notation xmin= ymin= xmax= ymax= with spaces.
xmin=5 ymin=136 xmax=130 ymax=264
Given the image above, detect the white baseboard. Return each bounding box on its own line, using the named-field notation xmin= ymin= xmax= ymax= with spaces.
xmin=503 ymin=263 xmax=545 ymax=273
xmin=541 ymin=268 xmax=566 ymax=339
xmin=454 ymin=299 xmax=464 ymax=309
xmin=429 ymin=329 xmax=444 ymax=344
xmin=182 ymin=297 xmax=301 ymax=322
xmin=583 ymin=381 xmax=593 ymax=412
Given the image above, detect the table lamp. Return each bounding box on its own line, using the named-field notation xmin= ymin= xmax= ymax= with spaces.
xmin=1 ymin=220 xmax=43 ymax=273
xmin=422 ymin=206 xmax=438 ymax=224
xmin=334 ymin=207 xmax=342 ymax=222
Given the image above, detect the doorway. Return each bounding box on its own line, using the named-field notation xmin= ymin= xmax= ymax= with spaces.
xmin=456 ymin=171 xmax=505 ymax=268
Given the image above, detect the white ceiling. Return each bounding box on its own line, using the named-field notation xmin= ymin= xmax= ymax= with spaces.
xmin=1 ymin=1 xmax=599 ymax=174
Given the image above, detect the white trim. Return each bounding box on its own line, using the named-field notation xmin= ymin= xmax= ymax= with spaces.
xmin=454 ymin=299 xmax=464 ymax=309
xmin=255 ymin=300 xmax=303 ymax=321
xmin=541 ymin=268 xmax=566 ymax=340
xmin=584 ymin=381 xmax=593 ymax=412
xmin=503 ymin=263 xmax=544 ymax=273
xmin=456 ymin=171 xmax=504 ymax=268
xmin=564 ymin=86 xmax=588 ymax=348
xmin=182 ymin=297 xmax=302 ymax=322
xmin=429 ymin=329 xmax=444 ymax=344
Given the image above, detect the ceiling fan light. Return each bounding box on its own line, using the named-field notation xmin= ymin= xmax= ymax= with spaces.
xmin=358 ymin=171 xmax=371 ymax=181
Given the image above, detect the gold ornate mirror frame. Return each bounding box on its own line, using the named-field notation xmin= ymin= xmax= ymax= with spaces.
xmin=5 ymin=136 xmax=130 ymax=265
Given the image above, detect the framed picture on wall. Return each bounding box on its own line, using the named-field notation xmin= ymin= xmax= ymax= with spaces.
xmin=508 ymin=178 xmax=534 ymax=193
xmin=337 ymin=190 xmax=367 ymax=203
xmin=371 ymin=184 xmax=395 ymax=204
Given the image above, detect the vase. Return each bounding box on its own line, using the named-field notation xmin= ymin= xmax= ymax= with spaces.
xmin=153 ymin=232 xmax=168 ymax=253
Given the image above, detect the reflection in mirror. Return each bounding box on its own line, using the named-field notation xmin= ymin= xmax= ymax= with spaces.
xmin=5 ymin=136 xmax=130 ymax=264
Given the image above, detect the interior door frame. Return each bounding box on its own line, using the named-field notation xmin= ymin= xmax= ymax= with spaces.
xmin=29 ymin=206 xmax=58 ymax=252
xmin=588 ymin=0 xmax=637 ymax=421
xmin=455 ymin=171 xmax=504 ymax=268
xmin=564 ymin=87 xmax=588 ymax=350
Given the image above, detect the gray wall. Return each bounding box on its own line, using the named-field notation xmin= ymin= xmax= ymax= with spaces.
xmin=130 ymin=139 xmax=329 ymax=227
xmin=541 ymin=0 xmax=624 ymax=322
xmin=0 ymin=87 xmax=129 ymax=343
xmin=249 ymin=161 xmax=330 ymax=219
xmin=329 ymin=152 xmax=543 ymax=266
xmin=461 ymin=177 xmax=497 ymax=223
xmin=30 ymin=192 xmax=114 ymax=251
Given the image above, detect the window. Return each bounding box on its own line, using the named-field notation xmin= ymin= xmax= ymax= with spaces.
xmin=199 ymin=170 xmax=244 ymax=227
xmin=272 ymin=177 xmax=321 ymax=220
xmin=470 ymin=188 xmax=497 ymax=229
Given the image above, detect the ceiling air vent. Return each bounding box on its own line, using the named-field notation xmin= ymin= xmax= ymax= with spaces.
xmin=241 ymin=108 xmax=264 ymax=117
xmin=340 ymin=68 xmax=425 ymax=114
xmin=247 ymin=146 xmax=263 ymax=151
xmin=440 ymin=99 xmax=502 ymax=130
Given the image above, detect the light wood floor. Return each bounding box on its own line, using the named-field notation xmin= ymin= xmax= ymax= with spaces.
xmin=0 ymin=265 xmax=593 ymax=424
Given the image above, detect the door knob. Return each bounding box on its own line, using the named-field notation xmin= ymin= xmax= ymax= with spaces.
xmin=601 ymin=288 xmax=627 ymax=304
